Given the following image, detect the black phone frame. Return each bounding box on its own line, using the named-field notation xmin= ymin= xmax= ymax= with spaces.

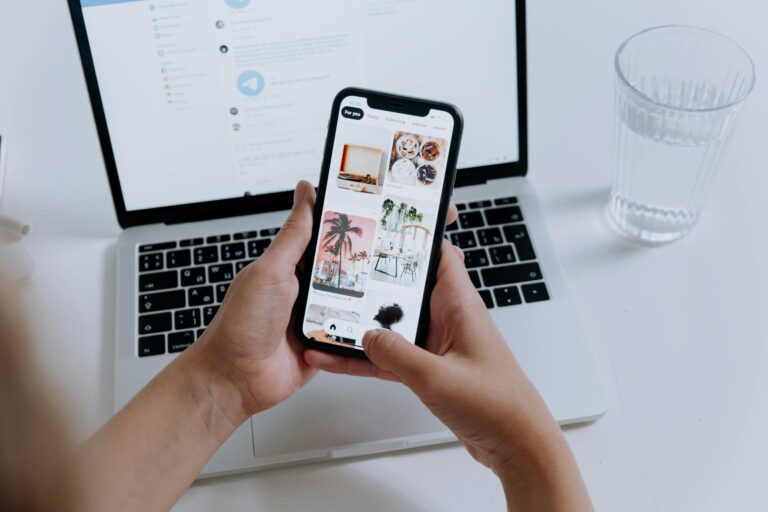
xmin=294 ymin=87 xmax=464 ymax=358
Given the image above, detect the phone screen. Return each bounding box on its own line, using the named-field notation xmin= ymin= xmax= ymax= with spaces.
xmin=300 ymin=93 xmax=457 ymax=351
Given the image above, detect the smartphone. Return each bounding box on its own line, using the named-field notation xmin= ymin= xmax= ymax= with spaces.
xmin=296 ymin=88 xmax=463 ymax=358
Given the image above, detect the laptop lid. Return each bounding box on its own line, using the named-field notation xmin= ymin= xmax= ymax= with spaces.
xmin=68 ymin=0 xmax=527 ymax=228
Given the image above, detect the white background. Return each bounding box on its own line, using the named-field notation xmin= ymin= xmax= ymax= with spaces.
xmin=1 ymin=0 xmax=767 ymax=510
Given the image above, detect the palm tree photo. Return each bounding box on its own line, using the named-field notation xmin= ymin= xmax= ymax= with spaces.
xmin=322 ymin=213 xmax=363 ymax=288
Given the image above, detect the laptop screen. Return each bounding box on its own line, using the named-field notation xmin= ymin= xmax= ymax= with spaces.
xmin=79 ymin=0 xmax=519 ymax=212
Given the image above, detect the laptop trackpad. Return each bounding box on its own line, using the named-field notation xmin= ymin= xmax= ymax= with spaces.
xmin=250 ymin=371 xmax=448 ymax=460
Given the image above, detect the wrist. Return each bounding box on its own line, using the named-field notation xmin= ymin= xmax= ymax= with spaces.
xmin=180 ymin=338 xmax=252 ymax=442
xmin=494 ymin=422 xmax=591 ymax=511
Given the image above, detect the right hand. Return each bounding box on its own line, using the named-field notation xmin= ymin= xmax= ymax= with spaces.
xmin=305 ymin=241 xmax=593 ymax=510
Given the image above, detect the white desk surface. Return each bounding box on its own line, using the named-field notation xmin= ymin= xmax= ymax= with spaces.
xmin=1 ymin=1 xmax=766 ymax=510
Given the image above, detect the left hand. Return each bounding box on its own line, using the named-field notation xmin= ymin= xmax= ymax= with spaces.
xmin=194 ymin=181 xmax=318 ymax=417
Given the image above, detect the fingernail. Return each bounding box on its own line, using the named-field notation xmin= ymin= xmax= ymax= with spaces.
xmin=362 ymin=329 xmax=388 ymax=349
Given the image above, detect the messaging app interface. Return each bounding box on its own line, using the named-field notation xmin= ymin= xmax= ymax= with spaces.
xmin=302 ymin=96 xmax=454 ymax=349
xmin=80 ymin=0 xmax=518 ymax=211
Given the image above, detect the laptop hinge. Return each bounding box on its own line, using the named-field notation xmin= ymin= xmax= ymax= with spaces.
xmin=454 ymin=174 xmax=488 ymax=188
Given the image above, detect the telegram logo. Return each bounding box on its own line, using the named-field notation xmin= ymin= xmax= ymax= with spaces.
xmin=237 ymin=70 xmax=265 ymax=97
xmin=225 ymin=0 xmax=251 ymax=8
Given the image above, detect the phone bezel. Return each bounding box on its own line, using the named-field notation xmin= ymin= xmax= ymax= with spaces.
xmin=295 ymin=87 xmax=464 ymax=359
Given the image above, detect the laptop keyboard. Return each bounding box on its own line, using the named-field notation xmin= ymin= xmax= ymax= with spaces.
xmin=447 ymin=196 xmax=550 ymax=309
xmin=135 ymin=197 xmax=547 ymax=358
xmin=137 ymin=229 xmax=279 ymax=357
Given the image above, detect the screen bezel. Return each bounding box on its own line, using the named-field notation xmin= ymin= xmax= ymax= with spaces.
xmin=67 ymin=0 xmax=527 ymax=229
xmin=295 ymin=88 xmax=464 ymax=358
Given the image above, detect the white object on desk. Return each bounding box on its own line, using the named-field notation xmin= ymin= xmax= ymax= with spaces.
xmin=0 ymin=134 xmax=35 ymax=281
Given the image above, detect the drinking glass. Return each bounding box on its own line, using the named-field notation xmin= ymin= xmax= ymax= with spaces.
xmin=609 ymin=26 xmax=755 ymax=243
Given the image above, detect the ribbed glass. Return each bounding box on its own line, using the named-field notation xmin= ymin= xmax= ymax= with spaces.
xmin=609 ymin=26 xmax=755 ymax=243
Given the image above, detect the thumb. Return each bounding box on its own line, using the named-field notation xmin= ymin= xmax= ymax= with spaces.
xmin=261 ymin=181 xmax=315 ymax=266
xmin=363 ymin=329 xmax=436 ymax=391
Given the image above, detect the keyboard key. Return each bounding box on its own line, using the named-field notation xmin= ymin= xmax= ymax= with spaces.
xmin=188 ymin=286 xmax=215 ymax=306
xmin=522 ymin=282 xmax=550 ymax=303
xmin=468 ymin=270 xmax=482 ymax=289
xmin=139 ymin=271 xmax=178 ymax=292
xmin=260 ymin=228 xmax=280 ymax=237
xmin=216 ymin=284 xmax=230 ymax=303
xmin=208 ymin=264 xmax=234 ymax=283
xmin=139 ymin=335 xmax=165 ymax=357
xmin=180 ymin=238 xmax=204 ymax=247
xmin=181 ymin=267 xmax=206 ymax=286
xmin=203 ymin=306 xmax=220 ymax=326
xmin=248 ymin=239 xmax=272 ymax=258
xmin=464 ymin=249 xmax=490 ymax=269
xmin=489 ymin=246 xmax=517 ymax=265
xmin=455 ymin=203 xmax=467 ymax=211
xmin=197 ymin=329 xmax=206 ymax=338
xmin=503 ymin=225 xmax=536 ymax=261
xmin=194 ymin=246 xmax=219 ymax=264
xmin=236 ymin=260 xmax=255 ymax=272
xmin=207 ymin=234 xmax=231 ymax=244
xmin=493 ymin=286 xmax=522 ymax=307
xmin=481 ymin=262 xmax=543 ymax=287
xmin=446 ymin=222 xmax=459 ymax=232
xmin=139 ymin=242 xmax=176 ymax=253
xmin=139 ymin=253 xmax=164 ymax=272
xmin=458 ymin=211 xmax=485 ymax=229
xmin=139 ymin=289 xmax=185 ymax=313
xmin=450 ymin=231 xmax=478 ymax=249
xmin=485 ymin=206 xmax=524 ymax=226
xmin=477 ymin=227 xmax=503 ymax=246
xmin=479 ymin=290 xmax=494 ymax=309
xmin=166 ymin=249 xmax=191 ymax=269
xmin=168 ymin=331 xmax=195 ymax=353
xmin=234 ymin=231 xmax=259 ymax=240
xmin=175 ymin=309 xmax=201 ymax=330
xmin=469 ymin=200 xmax=492 ymax=209
xmin=221 ymin=242 xmax=246 ymax=261
xmin=494 ymin=197 xmax=518 ymax=206
xmin=139 ymin=312 xmax=172 ymax=335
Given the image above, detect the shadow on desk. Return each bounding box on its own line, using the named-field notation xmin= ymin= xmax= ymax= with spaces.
xmin=542 ymin=187 xmax=652 ymax=278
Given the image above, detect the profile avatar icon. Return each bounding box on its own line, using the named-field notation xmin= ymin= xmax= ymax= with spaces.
xmin=219 ymin=45 xmax=229 ymax=54
xmin=215 ymin=20 xmax=225 ymax=29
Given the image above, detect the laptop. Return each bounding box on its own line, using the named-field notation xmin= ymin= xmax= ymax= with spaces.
xmin=68 ymin=0 xmax=607 ymax=477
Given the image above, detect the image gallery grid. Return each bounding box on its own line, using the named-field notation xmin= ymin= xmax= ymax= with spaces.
xmin=303 ymin=100 xmax=453 ymax=349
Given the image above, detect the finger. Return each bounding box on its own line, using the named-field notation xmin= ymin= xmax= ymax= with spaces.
xmin=446 ymin=204 xmax=459 ymax=227
xmin=303 ymin=350 xmax=401 ymax=383
xmin=261 ymin=181 xmax=316 ymax=266
xmin=438 ymin=239 xmax=473 ymax=282
xmin=362 ymin=329 xmax=437 ymax=391
xmin=451 ymin=244 xmax=465 ymax=261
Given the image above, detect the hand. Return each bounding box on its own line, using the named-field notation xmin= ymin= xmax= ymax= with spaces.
xmin=192 ymin=182 xmax=457 ymax=420
xmin=305 ymin=241 xmax=593 ymax=510
xmin=195 ymin=181 xmax=318 ymax=418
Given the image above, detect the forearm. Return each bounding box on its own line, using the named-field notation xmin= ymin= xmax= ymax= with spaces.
xmin=498 ymin=427 xmax=593 ymax=512
xmin=78 ymin=339 xmax=249 ymax=512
